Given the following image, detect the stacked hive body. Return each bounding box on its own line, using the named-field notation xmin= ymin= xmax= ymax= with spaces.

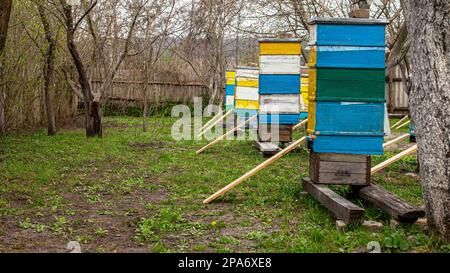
xmin=235 ymin=67 xmax=259 ymax=129
xmin=307 ymin=17 xmax=387 ymax=186
xmin=225 ymin=70 xmax=236 ymax=112
xmin=258 ymin=39 xmax=302 ymax=143
xmin=307 ymin=17 xmax=387 ymax=156
xmin=299 ymin=67 xmax=309 ymax=120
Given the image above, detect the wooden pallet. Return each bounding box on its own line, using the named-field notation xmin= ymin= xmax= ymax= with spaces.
xmin=253 ymin=141 xmax=280 ymax=157
xmin=302 ymin=177 xmax=365 ymax=224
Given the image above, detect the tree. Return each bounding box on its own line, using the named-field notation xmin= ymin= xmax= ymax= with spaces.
xmin=401 ymin=0 xmax=450 ymax=240
xmin=37 ymin=2 xmax=57 ymax=136
xmin=0 ymin=0 xmax=13 ymax=134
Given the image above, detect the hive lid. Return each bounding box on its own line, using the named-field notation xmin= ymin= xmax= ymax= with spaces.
xmin=308 ymin=17 xmax=388 ymax=25
xmin=258 ymin=38 xmax=302 ymax=43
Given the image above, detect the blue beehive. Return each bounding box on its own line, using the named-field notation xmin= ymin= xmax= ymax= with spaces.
xmin=307 ymin=17 xmax=387 ymax=155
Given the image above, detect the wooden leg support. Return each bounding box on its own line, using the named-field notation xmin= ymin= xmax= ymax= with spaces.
xmin=356 ymin=184 xmax=425 ymax=223
xmin=302 ymin=178 xmax=365 ymax=224
xmin=253 ymin=141 xmax=280 ymax=157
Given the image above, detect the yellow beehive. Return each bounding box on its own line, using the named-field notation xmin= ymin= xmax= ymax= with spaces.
xmin=226 ymin=71 xmax=236 ymax=85
xmin=260 ymin=42 xmax=301 ymax=55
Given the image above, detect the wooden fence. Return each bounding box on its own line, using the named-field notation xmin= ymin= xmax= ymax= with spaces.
xmin=91 ymin=79 xmax=212 ymax=105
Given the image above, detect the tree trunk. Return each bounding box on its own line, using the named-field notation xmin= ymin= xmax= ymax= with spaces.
xmin=0 ymin=0 xmax=12 ymax=135
xmin=38 ymin=4 xmax=57 ymax=136
xmin=402 ymin=0 xmax=450 ymax=241
xmin=63 ymin=4 xmax=101 ymax=137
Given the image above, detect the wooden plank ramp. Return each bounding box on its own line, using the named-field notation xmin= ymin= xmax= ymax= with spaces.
xmin=356 ymin=184 xmax=425 ymax=223
xmin=302 ymin=177 xmax=365 ymax=224
xmin=253 ymin=141 xmax=280 ymax=157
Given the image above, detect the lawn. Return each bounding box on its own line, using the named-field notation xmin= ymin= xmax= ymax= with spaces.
xmin=0 ymin=116 xmax=449 ymax=253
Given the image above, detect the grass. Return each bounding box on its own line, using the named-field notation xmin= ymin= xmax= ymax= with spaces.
xmin=0 ymin=115 xmax=449 ymax=253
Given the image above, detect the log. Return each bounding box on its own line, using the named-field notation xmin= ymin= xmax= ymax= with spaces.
xmin=196 ymin=115 xmax=257 ymax=155
xmin=357 ymin=184 xmax=425 ymax=223
xmin=302 ymin=178 xmax=365 ymax=224
xmin=200 ymin=111 xmax=224 ymax=132
xmin=383 ymin=133 xmax=410 ymax=148
xmin=292 ymin=118 xmax=308 ymax=131
xmin=203 ymin=136 xmax=307 ymax=204
xmin=197 ymin=109 xmax=234 ymax=138
xmin=371 ymin=145 xmax=418 ymax=174
xmin=391 ymin=115 xmax=409 ymax=129
xmin=394 ymin=120 xmax=411 ymax=130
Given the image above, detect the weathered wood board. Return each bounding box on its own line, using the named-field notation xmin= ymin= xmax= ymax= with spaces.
xmin=310 ymin=152 xmax=371 ymax=185
xmin=260 ymin=55 xmax=301 ymax=74
xmin=236 ymin=67 xmax=259 ymax=79
xmin=302 ymin=177 xmax=365 ymax=224
xmin=258 ymin=124 xmax=293 ymax=143
xmin=253 ymin=141 xmax=280 ymax=156
xmin=259 ymin=94 xmax=301 ymax=114
xmin=357 ymin=184 xmax=425 ymax=223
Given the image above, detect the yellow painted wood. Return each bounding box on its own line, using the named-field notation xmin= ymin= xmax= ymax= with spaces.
xmin=307 ymin=100 xmax=316 ymax=134
xmin=301 ymin=85 xmax=308 ymax=92
xmin=235 ymin=100 xmax=259 ymax=110
xmin=236 ymin=79 xmax=258 ymax=88
xmin=308 ymin=68 xmax=317 ymax=101
xmin=301 ymin=77 xmax=309 ymax=84
xmin=301 ymin=91 xmax=309 ymax=111
xmin=308 ymin=46 xmax=317 ymax=67
xmin=226 ymin=71 xmax=236 ymax=85
xmin=260 ymin=42 xmax=301 ymax=55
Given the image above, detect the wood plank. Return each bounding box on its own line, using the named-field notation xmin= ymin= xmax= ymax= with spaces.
xmin=196 ymin=115 xmax=257 ymax=154
xmin=253 ymin=141 xmax=280 ymax=156
xmin=357 ymin=184 xmax=425 ymax=223
xmin=292 ymin=118 xmax=308 ymax=131
xmin=394 ymin=120 xmax=411 ymax=130
xmin=203 ymin=136 xmax=307 ymax=204
xmin=260 ymin=42 xmax=301 ymax=55
xmin=302 ymin=178 xmax=365 ymax=224
xmin=235 ymin=87 xmax=259 ymax=101
xmin=197 ymin=109 xmax=233 ymax=138
xmin=320 ymin=161 xmax=367 ymax=174
xmin=391 ymin=115 xmax=409 ymax=129
xmin=371 ymin=145 xmax=418 ymax=174
xmin=314 ymin=153 xmax=367 ymax=163
xmin=383 ymin=133 xmax=409 ymax=148
xmin=236 ymin=67 xmax=259 ymax=79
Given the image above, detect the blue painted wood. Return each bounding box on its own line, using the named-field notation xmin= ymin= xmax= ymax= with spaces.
xmin=235 ymin=109 xmax=258 ymax=118
xmin=259 ymin=114 xmax=299 ymax=125
xmin=314 ymin=46 xmax=385 ymax=69
xmin=225 ymin=85 xmax=235 ymax=96
xmin=259 ymin=74 xmax=300 ymax=94
xmin=314 ymin=24 xmax=386 ymax=47
xmin=313 ymin=102 xmax=384 ymax=136
xmin=299 ymin=112 xmax=308 ymax=120
xmin=312 ymin=135 xmax=384 ymax=155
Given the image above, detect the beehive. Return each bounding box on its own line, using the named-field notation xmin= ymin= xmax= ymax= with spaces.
xmin=224 ymin=70 xmax=236 ymax=112
xmin=258 ymin=39 xmax=302 ymax=142
xmin=235 ymin=66 xmax=259 ymax=129
xmin=307 ymin=17 xmax=387 ymax=155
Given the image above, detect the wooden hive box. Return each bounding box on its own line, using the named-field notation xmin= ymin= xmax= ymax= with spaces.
xmin=310 ymin=135 xmax=384 ymax=155
xmin=308 ymin=68 xmax=385 ymax=102
xmin=309 ymin=152 xmax=371 ymax=185
xmin=258 ymin=124 xmax=293 ymax=143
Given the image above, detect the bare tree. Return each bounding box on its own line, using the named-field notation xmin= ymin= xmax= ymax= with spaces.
xmin=0 ymin=0 xmax=13 ymax=134
xmin=37 ymin=2 xmax=57 ymax=135
xmin=401 ymin=0 xmax=450 ymax=241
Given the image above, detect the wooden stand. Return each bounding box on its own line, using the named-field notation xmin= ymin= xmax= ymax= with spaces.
xmin=356 ymin=184 xmax=425 ymax=223
xmin=258 ymin=124 xmax=293 ymax=143
xmin=304 ymin=149 xmax=424 ymax=224
xmin=302 ymin=178 xmax=365 ymax=224
xmin=253 ymin=141 xmax=280 ymax=157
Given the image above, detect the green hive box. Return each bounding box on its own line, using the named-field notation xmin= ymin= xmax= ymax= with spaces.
xmin=309 ymin=68 xmax=385 ymax=102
